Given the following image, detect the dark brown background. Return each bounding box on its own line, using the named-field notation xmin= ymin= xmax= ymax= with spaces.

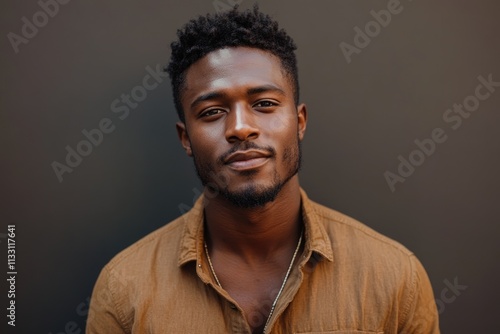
xmin=2 ymin=0 xmax=499 ymax=333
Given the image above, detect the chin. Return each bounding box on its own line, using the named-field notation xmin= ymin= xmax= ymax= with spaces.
xmin=219 ymin=182 xmax=282 ymax=208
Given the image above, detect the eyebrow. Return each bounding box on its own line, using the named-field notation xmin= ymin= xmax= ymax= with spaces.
xmin=190 ymin=92 xmax=225 ymax=109
xmin=247 ymin=85 xmax=286 ymax=97
xmin=190 ymin=84 xmax=286 ymax=109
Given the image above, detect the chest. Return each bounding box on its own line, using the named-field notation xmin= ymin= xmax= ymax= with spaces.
xmin=132 ymin=259 xmax=403 ymax=334
xmin=223 ymin=273 xmax=284 ymax=333
xmin=205 ymin=245 xmax=304 ymax=332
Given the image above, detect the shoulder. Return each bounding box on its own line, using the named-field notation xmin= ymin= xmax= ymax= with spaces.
xmin=302 ymin=196 xmax=439 ymax=331
xmin=309 ymin=199 xmax=414 ymax=258
xmin=87 ymin=215 xmax=191 ymax=332
xmin=304 ymin=197 xmax=420 ymax=285
xmin=87 ymin=208 xmax=203 ymax=332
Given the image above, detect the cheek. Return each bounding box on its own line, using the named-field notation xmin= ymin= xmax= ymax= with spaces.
xmin=190 ymin=123 xmax=224 ymax=149
xmin=266 ymin=112 xmax=296 ymax=134
xmin=264 ymin=113 xmax=299 ymax=148
xmin=188 ymin=123 xmax=227 ymax=165
xmin=263 ymin=114 xmax=299 ymax=164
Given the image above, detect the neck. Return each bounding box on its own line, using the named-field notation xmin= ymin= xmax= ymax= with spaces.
xmin=203 ymin=176 xmax=303 ymax=262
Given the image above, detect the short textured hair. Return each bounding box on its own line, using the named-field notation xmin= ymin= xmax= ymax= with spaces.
xmin=165 ymin=6 xmax=299 ymax=122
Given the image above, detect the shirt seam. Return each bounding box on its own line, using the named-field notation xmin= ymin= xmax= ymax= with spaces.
xmin=398 ymin=254 xmax=418 ymax=328
xmin=107 ymin=266 xmax=130 ymax=333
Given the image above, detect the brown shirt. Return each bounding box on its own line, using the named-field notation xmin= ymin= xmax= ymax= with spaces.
xmin=87 ymin=189 xmax=439 ymax=333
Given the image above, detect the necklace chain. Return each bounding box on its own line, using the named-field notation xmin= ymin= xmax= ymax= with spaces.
xmin=203 ymin=230 xmax=303 ymax=334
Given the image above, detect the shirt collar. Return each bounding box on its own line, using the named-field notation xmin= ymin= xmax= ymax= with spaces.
xmin=177 ymin=188 xmax=334 ymax=267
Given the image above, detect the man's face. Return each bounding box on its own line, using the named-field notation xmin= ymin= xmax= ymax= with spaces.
xmin=177 ymin=47 xmax=307 ymax=208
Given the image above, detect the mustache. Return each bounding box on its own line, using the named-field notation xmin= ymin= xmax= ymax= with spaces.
xmin=217 ymin=142 xmax=276 ymax=165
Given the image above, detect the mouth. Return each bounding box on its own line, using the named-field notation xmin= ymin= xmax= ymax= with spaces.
xmin=224 ymin=150 xmax=272 ymax=171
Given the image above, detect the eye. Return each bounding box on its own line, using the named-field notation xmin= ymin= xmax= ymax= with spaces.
xmin=200 ymin=109 xmax=225 ymax=118
xmin=254 ymin=100 xmax=278 ymax=108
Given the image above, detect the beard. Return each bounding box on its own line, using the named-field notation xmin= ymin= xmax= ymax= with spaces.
xmin=191 ymin=137 xmax=302 ymax=208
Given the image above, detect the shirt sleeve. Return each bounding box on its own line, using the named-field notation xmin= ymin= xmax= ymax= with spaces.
xmin=398 ymin=255 xmax=440 ymax=334
xmin=86 ymin=265 xmax=129 ymax=334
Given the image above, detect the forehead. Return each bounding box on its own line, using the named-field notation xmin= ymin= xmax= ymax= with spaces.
xmin=181 ymin=47 xmax=292 ymax=105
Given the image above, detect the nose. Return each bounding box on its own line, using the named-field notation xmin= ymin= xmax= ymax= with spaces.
xmin=225 ymin=104 xmax=260 ymax=143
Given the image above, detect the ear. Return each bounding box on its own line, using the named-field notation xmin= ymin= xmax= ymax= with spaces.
xmin=176 ymin=122 xmax=192 ymax=156
xmin=297 ymin=103 xmax=308 ymax=141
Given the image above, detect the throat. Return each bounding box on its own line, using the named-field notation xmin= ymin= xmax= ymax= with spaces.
xmin=203 ymin=176 xmax=303 ymax=257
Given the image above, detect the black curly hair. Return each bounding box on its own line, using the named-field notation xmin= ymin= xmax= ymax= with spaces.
xmin=165 ymin=6 xmax=299 ymax=122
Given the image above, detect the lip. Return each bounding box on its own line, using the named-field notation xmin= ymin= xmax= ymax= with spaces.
xmin=224 ymin=150 xmax=271 ymax=171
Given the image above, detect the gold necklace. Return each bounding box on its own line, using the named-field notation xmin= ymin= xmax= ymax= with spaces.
xmin=204 ymin=230 xmax=303 ymax=334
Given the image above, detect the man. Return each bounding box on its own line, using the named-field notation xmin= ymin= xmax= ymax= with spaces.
xmin=87 ymin=7 xmax=439 ymax=334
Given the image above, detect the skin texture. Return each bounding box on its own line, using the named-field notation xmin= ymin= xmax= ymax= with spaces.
xmin=176 ymin=47 xmax=307 ymax=333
